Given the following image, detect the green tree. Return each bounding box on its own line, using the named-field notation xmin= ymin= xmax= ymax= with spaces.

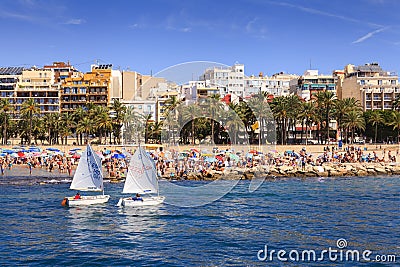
xmin=316 ymin=91 xmax=336 ymax=143
xmin=368 ymin=110 xmax=384 ymax=146
xmin=21 ymin=98 xmax=40 ymax=145
xmin=181 ymin=104 xmax=201 ymax=145
xmin=110 ymin=99 xmax=126 ymax=144
xmin=0 ymin=98 xmax=13 ymax=145
xmin=76 ymin=117 xmax=93 ymax=144
xmin=387 ymin=111 xmax=400 ymax=144
xmin=60 ymin=112 xmax=75 ymax=145
xmin=299 ymin=101 xmax=316 ymax=145
xmin=343 ymin=109 xmax=365 ymax=144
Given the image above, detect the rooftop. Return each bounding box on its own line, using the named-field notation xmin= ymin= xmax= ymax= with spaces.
xmin=0 ymin=67 xmax=24 ymax=75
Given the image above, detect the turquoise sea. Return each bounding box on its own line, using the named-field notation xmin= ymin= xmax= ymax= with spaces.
xmin=0 ymin=174 xmax=399 ymax=266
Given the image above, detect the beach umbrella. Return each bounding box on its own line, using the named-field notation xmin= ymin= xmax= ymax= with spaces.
xmin=190 ymin=148 xmax=200 ymax=153
xmin=215 ymin=155 xmax=224 ymax=162
xmin=246 ymin=153 xmax=253 ymax=159
xmin=72 ymin=153 xmax=81 ymax=159
xmin=69 ymin=148 xmax=82 ymax=154
xmin=10 ymin=153 xmax=19 ymax=158
xmin=111 ymin=153 xmax=126 ymax=159
xmin=0 ymin=153 xmax=6 ymax=157
xmin=204 ymin=157 xmax=215 ymax=163
xmin=2 ymin=149 xmax=15 ymax=154
xmin=47 ymin=148 xmax=60 ymax=152
xmin=227 ymin=153 xmax=240 ymax=161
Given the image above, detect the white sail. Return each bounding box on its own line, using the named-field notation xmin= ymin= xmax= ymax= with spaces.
xmin=70 ymin=145 xmax=104 ymax=191
xmin=122 ymin=147 xmax=158 ymax=194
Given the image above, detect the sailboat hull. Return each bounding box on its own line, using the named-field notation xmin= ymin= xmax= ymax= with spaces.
xmin=65 ymin=195 xmax=110 ymax=206
xmin=119 ymin=196 xmax=165 ymax=207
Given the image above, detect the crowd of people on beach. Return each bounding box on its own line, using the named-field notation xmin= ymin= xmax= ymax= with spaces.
xmin=0 ymin=144 xmax=399 ymax=179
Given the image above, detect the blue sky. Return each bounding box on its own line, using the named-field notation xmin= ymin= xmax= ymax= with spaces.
xmin=0 ymin=0 xmax=399 ymax=77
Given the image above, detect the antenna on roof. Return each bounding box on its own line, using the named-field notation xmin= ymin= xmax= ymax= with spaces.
xmin=309 ymin=58 xmax=312 ymax=70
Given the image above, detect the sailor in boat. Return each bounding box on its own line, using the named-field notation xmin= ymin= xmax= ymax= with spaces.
xmin=74 ymin=192 xmax=81 ymax=199
xmin=132 ymin=193 xmax=143 ymax=201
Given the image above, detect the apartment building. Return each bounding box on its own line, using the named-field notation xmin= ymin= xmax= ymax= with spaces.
xmin=337 ymin=63 xmax=399 ymax=110
xmin=61 ymin=64 xmax=112 ymax=113
xmin=245 ymin=72 xmax=299 ymax=97
xmin=292 ymin=70 xmax=336 ymax=101
xmin=201 ymin=63 xmax=245 ymax=97
xmin=15 ymin=67 xmax=60 ymax=115
xmin=0 ymin=67 xmax=23 ymax=101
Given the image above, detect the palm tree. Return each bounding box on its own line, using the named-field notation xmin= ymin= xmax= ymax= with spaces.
xmin=76 ymin=117 xmax=93 ymax=144
xmin=148 ymin=121 xmax=163 ymax=143
xmin=72 ymin=107 xmax=86 ymax=145
xmin=286 ymin=95 xmax=302 ymax=143
xmin=181 ymin=104 xmax=201 ymax=145
xmin=96 ymin=109 xmax=113 ymax=144
xmin=368 ymin=110 xmax=384 ymax=146
xmin=387 ymin=111 xmax=400 ymax=144
xmin=60 ymin=112 xmax=75 ymax=145
xmin=110 ymin=99 xmax=126 ymax=144
xmin=164 ymin=95 xmax=182 ymax=145
xmin=270 ymin=96 xmax=291 ymax=145
xmin=208 ymin=94 xmax=222 ymax=143
xmin=21 ymin=98 xmax=40 ymax=145
xmin=335 ymin=98 xmax=361 ymax=143
xmin=247 ymin=92 xmax=274 ymax=148
xmin=224 ymin=109 xmax=245 ymax=145
xmin=343 ymin=109 xmax=365 ymax=144
xmin=299 ymin=101 xmax=316 ymax=145
xmin=316 ymin=91 xmax=336 ymax=143
xmin=0 ymin=99 xmax=13 ymax=145
xmin=144 ymin=114 xmax=153 ymax=144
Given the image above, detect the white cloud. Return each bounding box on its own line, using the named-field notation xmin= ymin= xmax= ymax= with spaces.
xmin=0 ymin=10 xmax=35 ymax=21
xmin=352 ymin=27 xmax=389 ymax=43
xmin=64 ymin=18 xmax=85 ymax=25
xmin=266 ymin=1 xmax=384 ymax=28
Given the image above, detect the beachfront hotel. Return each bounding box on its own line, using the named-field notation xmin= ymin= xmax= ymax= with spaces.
xmin=336 ymin=63 xmax=400 ymax=111
xmin=291 ymin=69 xmax=337 ymax=101
xmin=0 ymin=62 xmax=77 ymax=118
xmin=199 ymin=63 xmax=299 ymax=100
xmin=60 ymin=64 xmax=114 ymax=113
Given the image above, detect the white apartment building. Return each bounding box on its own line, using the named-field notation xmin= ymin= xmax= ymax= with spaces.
xmin=201 ymin=63 xmax=245 ymax=97
xmin=292 ymin=70 xmax=336 ymax=101
xmin=245 ymin=72 xmax=299 ymax=97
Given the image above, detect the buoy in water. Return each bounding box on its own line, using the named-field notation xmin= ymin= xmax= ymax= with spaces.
xmin=61 ymin=198 xmax=68 ymax=206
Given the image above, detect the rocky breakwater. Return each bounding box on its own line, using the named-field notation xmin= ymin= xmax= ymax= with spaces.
xmin=164 ymin=163 xmax=400 ymax=181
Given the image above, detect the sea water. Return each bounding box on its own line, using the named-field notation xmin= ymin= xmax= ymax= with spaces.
xmin=0 ymin=175 xmax=398 ymax=266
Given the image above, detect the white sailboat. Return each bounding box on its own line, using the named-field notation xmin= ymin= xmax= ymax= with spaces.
xmin=61 ymin=145 xmax=110 ymax=206
xmin=117 ymin=146 xmax=165 ymax=207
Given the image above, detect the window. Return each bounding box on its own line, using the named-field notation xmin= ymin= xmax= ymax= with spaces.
xmin=378 ymin=80 xmax=382 ymax=85
xmin=360 ymin=80 xmax=365 ymax=85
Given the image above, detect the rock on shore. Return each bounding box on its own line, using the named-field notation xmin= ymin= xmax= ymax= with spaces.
xmin=162 ymin=162 xmax=400 ymax=180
